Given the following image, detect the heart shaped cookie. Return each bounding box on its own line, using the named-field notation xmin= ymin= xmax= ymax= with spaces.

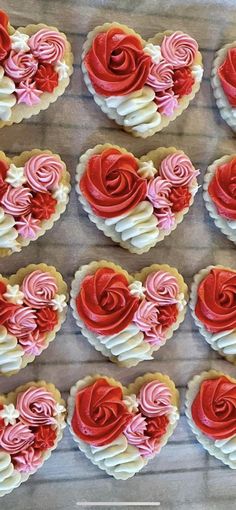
xmin=186 ymin=370 xmax=236 ymax=469
xmin=68 ymin=372 xmax=179 ymax=480
xmin=76 ymin=144 xmax=199 ymax=254
xmin=0 ymin=9 xmax=73 ymax=127
xmin=203 ymin=154 xmax=236 ymax=244
xmin=70 ymin=260 xmax=188 ymax=367
xmin=211 ymin=42 xmax=236 ymax=131
xmin=0 ymin=149 xmax=70 ymax=256
xmin=190 ymin=265 xmax=236 ymax=364
xmin=0 ymin=263 xmax=68 ymax=376
xmin=0 ymin=380 xmax=66 ymax=496
xmin=82 ymin=23 xmax=203 ymax=137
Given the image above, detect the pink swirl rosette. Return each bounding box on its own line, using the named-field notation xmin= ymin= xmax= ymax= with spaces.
xmin=24 ymin=154 xmax=64 ymax=192
xmin=0 ymin=422 xmax=34 ymax=454
xmin=1 ymin=187 xmax=32 ymax=216
xmin=155 ymin=89 xmax=179 ymax=117
xmin=7 ymin=307 xmax=37 ymax=338
xmin=124 ymin=413 xmax=148 ymax=446
xmin=146 ymin=61 xmax=173 ymax=92
xmin=133 ymin=300 xmax=159 ymax=333
xmin=161 ymin=32 xmax=198 ymax=68
xmin=28 ymin=29 xmax=66 ymax=64
xmin=4 ymin=50 xmax=38 ymax=82
xmin=147 ymin=176 xmax=172 ymax=209
xmin=12 ymin=446 xmax=43 ymax=473
xmin=159 ymin=153 xmax=199 ymax=187
xmin=16 ymin=386 xmax=57 ymax=426
xmin=138 ymin=381 xmax=173 ymax=417
xmin=145 ymin=270 xmax=179 ymax=305
xmin=21 ymin=270 xmax=58 ymax=308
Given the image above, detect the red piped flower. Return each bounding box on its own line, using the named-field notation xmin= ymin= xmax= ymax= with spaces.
xmin=0 ymin=160 xmax=9 ymax=200
xmin=34 ymin=425 xmax=57 ymax=450
xmin=36 ymin=307 xmax=58 ymax=332
xmin=0 ymin=10 xmax=11 ymax=61
xmin=0 ymin=403 xmax=4 ymax=430
xmin=146 ymin=415 xmax=169 ymax=440
xmin=35 ymin=64 xmax=59 ymax=93
xmin=158 ymin=304 xmax=178 ymax=330
xmin=31 ymin=192 xmax=57 ymax=220
xmin=173 ymin=67 xmax=195 ymax=97
xmin=169 ymin=186 xmax=192 ymax=212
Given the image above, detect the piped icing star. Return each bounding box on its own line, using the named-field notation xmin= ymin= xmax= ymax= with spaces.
xmin=50 ymin=294 xmax=67 ymax=312
xmin=53 ymin=402 xmax=66 ymax=417
xmin=137 ymin=160 xmax=157 ymax=179
xmin=0 ymin=403 xmax=20 ymax=425
xmin=55 ymin=60 xmax=69 ymax=80
xmin=128 ymin=280 xmax=146 ymax=299
xmin=143 ymin=43 xmax=162 ymax=64
xmin=16 ymin=214 xmax=41 ymax=239
xmin=10 ymin=31 xmax=30 ymax=53
xmin=177 ymin=292 xmax=187 ymax=311
xmin=3 ymin=284 xmax=24 ymax=304
xmin=5 ymin=164 xmax=27 ymax=187
xmin=15 ymin=79 xmax=43 ymax=106
xmin=52 ymin=183 xmax=68 ymax=202
xmin=122 ymin=394 xmax=139 ymax=413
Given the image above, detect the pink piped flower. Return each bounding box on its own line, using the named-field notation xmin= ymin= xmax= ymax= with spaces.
xmin=145 ymin=270 xmax=179 ymax=306
xmin=13 ymin=446 xmax=43 ymax=473
xmin=15 ymin=79 xmax=43 ymax=106
xmin=4 ymin=50 xmax=38 ymax=82
xmin=133 ymin=300 xmax=159 ymax=333
xmin=155 ymin=89 xmax=179 ymax=117
xmin=161 ymin=32 xmax=198 ymax=68
xmin=1 ymin=186 xmax=32 ymax=216
xmin=159 ymin=153 xmax=199 ymax=187
xmin=138 ymin=381 xmax=173 ymax=418
xmin=21 ymin=270 xmax=58 ymax=308
xmin=7 ymin=306 xmax=37 ymax=338
xmin=146 ymin=61 xmax=173 ymax=92
xmin=28 ymin=29 xmax=66 ymax=64
xmin=137 ymin=436 xmax=161 ymax=458
xmin=24 ymin=154 xmax=64 ymax=193
xmin=147 ymin=176 xmax=172 ymax=209
xmin=16 ymin=386 xmax=57 ymax=427
xmin=124 ymin=413 xmax=148 ymax=446
xmin=19 ymin=329 xmax=47 ymax=356
xmin=16 ymin=213 xmax=41 ymax=239
xmin=155 ymin=207 xmax=175 ymax=231
xmin=0 ymin=422 xmax=34 ymax=454
xmin=144 ymin=324 xmax=166 ymax=347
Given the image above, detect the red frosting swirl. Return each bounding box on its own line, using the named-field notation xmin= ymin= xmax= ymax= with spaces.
xmin=0 ymin=10 xmax=10 ymax=61
xmin=158 ymin=304 xmax=178 ymax=330
xmin=195 ymin=268 xmax=236 ymax=333
xmin=191 ymin=376 xmax=236 ymax=439
xmin=146 ymin=414 xmax=169 ymax=440
xmin=35 ymin=64 xmax=59 ymax=92
xmin=169 ymin=186 xmax=192 ymax=212
xmin=80 ymin=148 xmax=147 ymax=218
xmin=36 ymin=307 xmax=58 ymax=332
xmin=208 ymin=158 xmax=236 ymax=220
xmin=173 ymin=67 xmax=195 ymax=97
xmin=218 ymin=48 xmax=236 ymax=106
xmin=31 ymin=192 xmax=57 ymax=220
xmin=76 ymin=267 xmax=139 ymax=335
xmin=71 ymin=378 xmax=131 ymax=446
xmin=84 ymin=27 xmax=151 ymax=97
xmin=0 ymin=160 xmax=9 ymax=199
xmin=34 ymin=425 xmax=57 ymax=450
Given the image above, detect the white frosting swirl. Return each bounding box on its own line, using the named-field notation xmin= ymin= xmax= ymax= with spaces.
xmin=0 ymin=66 xmax=16 ymax=121
xmin=0 ymin=325 xmax=24 ymax=375
xmin=98 ymin=323 xmax=153 ymax=364
xmin=143 ymin=43 xmax=162 ymax=63
xmin=0 ymin=452 xmax=21 ymax=495
xmin=0 ymin=208 xmax=19 ymax=251
xmin=104 ymin=201 xmax=159 ymax=249
xmin=210 ymin=329 xmax=236 ymax=355
xmin=137 ymin=160 xmax=157 ymax=179
xmin=214 ymin=435 xmax=236 ymax=466
xmin=191 ymin=64 xmax=203 ymax=82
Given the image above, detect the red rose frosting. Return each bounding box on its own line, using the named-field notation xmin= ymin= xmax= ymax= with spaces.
xmin=208 ymin=158 xmax=236 ymax=220
xmin=31 ymin=192 xmax=57 ymax=220
xmin=84 ymin=27 xmax=151 ymax=97
xmin=71 ymin=378 xmax=131 ymax=446
xmin=76 ymin=267 xmax=139 ymax=335
xmin=35 ymin=64 xmax=59 ymax=92
xmin=191 ymin=376 xmax=236 ymax=440
xmin=195 ymin=268 xmax=236 ymax=333
xmin=80 ymin=148 xmax=147 ymax=218
xmin=0 ymin=10 xmax=10 ymax=62
xmin=173 ymin=67 xmax=195 ymax=97
xmin=169 ymin=186 xmax=192 ymax=212
xmin=218 ymin=48 xmax=236 ymax=107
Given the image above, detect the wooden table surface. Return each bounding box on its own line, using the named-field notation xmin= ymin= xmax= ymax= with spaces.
xmin=1 ymin=1 xmax=236 ymax=509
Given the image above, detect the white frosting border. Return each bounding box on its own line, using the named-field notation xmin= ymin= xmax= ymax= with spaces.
xmin=211 ymin=41 xmax=236 ymax=131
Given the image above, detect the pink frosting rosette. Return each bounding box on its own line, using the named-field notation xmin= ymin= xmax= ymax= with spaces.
xmin=4 ymin=50 xmax=38 ymax=82
xmin=16 ymin=387 xmax=57 ymax=427
xmin=138 ymin=381 xmax=173 ymax=417
xmin=161 ymin=32 xmax=198 ymax=68
xmin=24 ymin=154 xmax=64 ymax=192
xmin=146 ymin=61 xmax=173 ymax=92
xmin=28 ymin=29 xmax=66 ymax=64
xmin=133 ymin=300 xmax=159 ymax=333
xmin=1 ymin=186 xmax=32 ymax=216
xmin=7 ymin=307 xmax=37 ymax=338
xmin=21 ymin=270 xmax=58 ymax=308
xmin=155 ymin=207 xmax=175 ymax=231
xmin=19 ymin=330 xmax=47 ymax=356
xmin=145 ymin=270 xmax=179 ymax=305
xmin=124 ymin=413 xmax=148 ymax=446
xmin=16 ymin=214 xmax=41 ymax=239
xmin=159 ymin=153 xmax=199 ymax=187
xmin=12 ymin=446 xmax=43 ymax=473
xmin=0 ymin=422 xmax=34 ymax=454
xmin=137 ymin=436 xmax=161 ymax=458
xmin=155 ymin=89 xmax=179 ymax=117
xmin=147 ymin=176 xmax=172 ymax=209
xmin=144 ymin=324 xmax=165 ymax=347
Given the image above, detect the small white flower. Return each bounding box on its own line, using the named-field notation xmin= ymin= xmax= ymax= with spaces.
xmin=176 ymin=292 xmax=187 ymax=312
xmin=55 ymin=60 xmax=69 ymax=80
xmin=53 ymin=402 xmax=66 ymax=417
xmin=0 ymin=403 xmax=20 ymax=426
xmin=5 ymin=164 xmax=27 ymax=188
xmin=50 ymin=294 xmax=67 ymax=312
xmin=123 ymin=394 xmax=139 ymax=413
xmin=189 ymin=181 xmax=201 ymax=197
xmin=53 ymin=183 xmax=69 ymax=203
xmin=128 ymin=281 xmax=146 ymax=299
xmin=143 ymin=43 xmax=162 ymax=64
xmin=191 ymin=64 xmax=203 ymax=83
xmin=10 ymin=31 xmax=30 ymax=52
xmin=168 ymin=405 xmax=179 ymax=424
xmin=3 ymin=284 xmax=24 ymax=304
xmin=137 ymin=160 xmax=157 ymax=180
